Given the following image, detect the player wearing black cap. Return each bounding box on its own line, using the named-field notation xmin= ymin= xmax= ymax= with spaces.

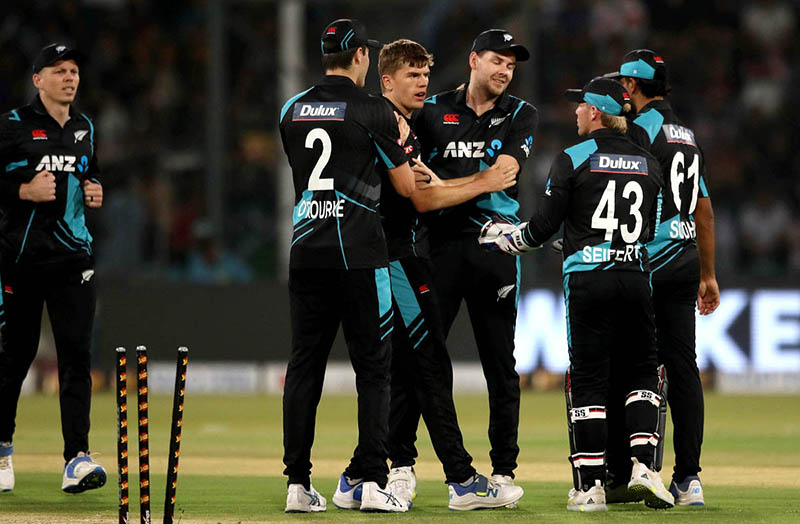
xmin=480 ymin=77 xmax=674 ymax=512
xmin=408 ymin=29 xmax=538 ymax=488
xmin=376 ymin=38 xmax=524 ymax=511
xmin=279 ymin=19 xmax=416 ymax=513
xmin=604 ymin=49 xmax=719 ymax=506
xmin=0 ymin=43 xmax=106 ymax=495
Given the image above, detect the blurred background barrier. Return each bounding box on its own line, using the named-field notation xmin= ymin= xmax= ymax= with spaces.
xmin=2 ymin=0 xmax=798 ymax=391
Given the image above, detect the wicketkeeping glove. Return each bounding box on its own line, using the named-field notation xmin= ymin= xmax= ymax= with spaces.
xmin=478 ymin=220 xmax=539 ymax=256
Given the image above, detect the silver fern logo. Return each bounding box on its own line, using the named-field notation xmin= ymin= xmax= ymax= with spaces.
xmin=497 ymin=284 xmax=515 ymax=301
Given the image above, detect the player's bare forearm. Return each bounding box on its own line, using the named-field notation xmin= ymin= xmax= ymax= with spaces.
xmin=388 ymin=162 xmax=416 ymax=198
xmin=695 ymin=197 xmax=720 ymax=314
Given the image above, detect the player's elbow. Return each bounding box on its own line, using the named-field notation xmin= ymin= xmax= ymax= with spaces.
xmin=411 ymin=195 xmax=434 ymax=213
xmin=396 ymin=183 xmax=415 ymax=198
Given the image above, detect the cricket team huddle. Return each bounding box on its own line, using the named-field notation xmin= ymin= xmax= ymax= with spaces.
xmin=279 ymin=18 xmax=719 ymax=513
xmin=0 ymin=15 xmax=719 ymax=518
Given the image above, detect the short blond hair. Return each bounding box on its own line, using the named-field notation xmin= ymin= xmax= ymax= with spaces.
xmin=379 ymin=39 xmax=434 ymax=77
xmin=599 ymin=102 xmax=632 ymax=133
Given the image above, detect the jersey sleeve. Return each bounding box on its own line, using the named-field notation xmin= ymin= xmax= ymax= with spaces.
xmin=0 ymin=117 xmax=23 ymax=204
xmin=524 ymin=152 xmax=572 ymax=245
xmin=498 ymin=102 xmax=538 ymax=169
xmin=371 ymin=102 xmax=408 ymax=169
xmin=697 ymin=145 xmax=710 ymax=198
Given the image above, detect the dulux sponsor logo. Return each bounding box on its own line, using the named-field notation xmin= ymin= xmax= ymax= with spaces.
xmin=590 ymin=154 xmax=648 ymax=174
xmin=662 ymin=124 xmax=696 ymax=145
xmin=293 ymin=102 xmax=347 ymax=121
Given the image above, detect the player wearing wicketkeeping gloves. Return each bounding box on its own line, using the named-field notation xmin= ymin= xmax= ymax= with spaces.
xmin=603 ymin=50 xmax=719 ymax=506
xmin=376 ymin=39 xmax=523 ymax=511
xmin=410 ymin=29 xmax=538 ymax=488
xmin=480 ymin=77 xmax=674 ymax=512
xmin=0 ymin=43 xmax=106 ymax=495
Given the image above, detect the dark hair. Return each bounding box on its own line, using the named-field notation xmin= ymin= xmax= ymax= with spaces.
xmin=634 ymin=77 xmax=672 ymax=97
xmin=321 ymin=47 xmax=362 ymax=72
xmin=378 ymin=39 xmax=434 ymax=77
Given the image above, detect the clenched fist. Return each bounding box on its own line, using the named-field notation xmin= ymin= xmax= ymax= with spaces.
xmin=19 ymin=170 xmax=56 ymax=202
xmin=83 ymin=180 xmax=103 ymax=208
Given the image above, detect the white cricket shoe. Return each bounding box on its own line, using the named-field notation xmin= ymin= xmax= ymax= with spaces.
xmin=448 ymin=473 xmax=523 ymax=510
xmin=62 ymin=452 xmax=107 ymax=493
xmin=567 ymin=479 xmax=608 ymax=512
xmin=491 ymin=475 xmax=519 ymax=508
xmin=332 ymin=474 xmax=363 ymax=509
xmin=669 ymin=475 xmax=705 ymax=506
xmin=387 ymin=466 xmax=416 ymax=505
xmin=285 ymin=482 xmax=326 ymax=512
xmin=359 ymin=481 xmax=408 ymax=512
xmin=0 ymin=442 xmax=13 ymax=492
xmin=628 ymin=457 xmax=674 ymax=509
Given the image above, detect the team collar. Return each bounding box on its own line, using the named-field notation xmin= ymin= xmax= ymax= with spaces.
xmin=381 ymin=96 xmax=411 ymax=123
xmin=638 ymin=98 xmax=671 ymax=114
xmin=30 ymin=94 xmax=79 ymax=119
xmin=320 ymin=74 xmax=358 ymax=88
xmin=588 ymin=128 xmax=626 ymax=139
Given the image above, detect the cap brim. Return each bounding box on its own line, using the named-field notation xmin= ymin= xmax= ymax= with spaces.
xmin=564 ymin=89 xmax=584 ymax=103
xmin=50 ymin=50 xmax=86 ymax=68
xmin=366 ymin=39 xmax=381 ymax=49
xmin=509 ymin=44 xmax=530 ymax=62
xmin=602 ymin=71 xmax=622 ymax=79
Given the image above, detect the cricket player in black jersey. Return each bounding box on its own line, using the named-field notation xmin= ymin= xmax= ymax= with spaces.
xmin=0 ymin=44 xmax=106 ymax=495
xmin=279 ymin=19 xmax=418 ymax=513
xmin=602 ymin=49 xmax=719 ymax=506
xmin=376 ymin=39 xmax=523 ymax=510
xmin=480 ymin=78 xmax=675 ymax=511
xmin=409 ymin=29 xmax=538 ymax=487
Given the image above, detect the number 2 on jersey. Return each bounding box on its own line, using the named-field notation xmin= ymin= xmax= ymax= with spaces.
xmin=305 ymin=128 xmax=334 ymax=191
xmin=591 ymin=180 xmax=643 ymax=243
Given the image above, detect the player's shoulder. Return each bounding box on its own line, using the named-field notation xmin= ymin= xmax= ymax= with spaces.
xmin=279 ymin=85 xmax=317 ymax=123
xmin=0 ymin=105 xmax=32 ymax=128
xmin=631 ymin=107 xmax=665 ymax=144
xmin=421 ymin=88 xmax=460 ymax=110
xmin=562 ymin=138 xmax=598 ymax=170
xmin=505 ymin=94 xmax=538 ymax=119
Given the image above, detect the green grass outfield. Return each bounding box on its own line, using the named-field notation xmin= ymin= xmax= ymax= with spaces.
xmin=2 ymin=391 xmax=799 ymax=523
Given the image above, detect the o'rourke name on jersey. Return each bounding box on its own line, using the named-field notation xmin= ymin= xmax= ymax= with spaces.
xmin=295 ymin=198 xmax=345 ymax=220
xmin=582 ymin=243 xmax=642 ymax=263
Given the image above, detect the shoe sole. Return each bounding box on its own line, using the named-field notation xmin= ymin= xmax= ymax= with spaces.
xmin=285 ymin=507 xmax=326 ymax=513
xmin=332 ymin=495 xmax=361 ymax=510
xmin=360 ymin=505 xmax=407 ymax=513
xmin=628 ymin=483 xmax=674 ymax=509
xmin=567 ymin=503 xmax=608 ymax=512
xmin=448 ymin=489 xmax=524 ymax=511
xmin=62 ymin=469 xmax=107 ymax=494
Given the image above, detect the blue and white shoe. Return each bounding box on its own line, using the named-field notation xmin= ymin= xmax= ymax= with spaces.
xmin=359 ymin=481 xmax=408 ymax=512
xmin=448 ymin=473 xmax=524 ymax=510
xmin=62 ymin=452 xmax=107 ymax=493
xmin=669 ymin=475 xmax=705 ymax=506
xmin=285 ymin=482 xmax=326 ymax=512
xmin=0 ymin=442 xmax=13 ymax=492
xmin=332 ymin=474 xmax=363 ymax=509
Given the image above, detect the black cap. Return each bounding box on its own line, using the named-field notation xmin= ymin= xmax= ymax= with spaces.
xmin=471 ymin=29 xmax=530 ymax=62
xmin=604 ymin=49 xmax=667 ymax=82
xmin=564 ymin=77 xmax=631 ymax=116
xmin=32 ymin=43 xmax=85 ymax=74
xmin=320 ymin=19 xmax=380 ymax=55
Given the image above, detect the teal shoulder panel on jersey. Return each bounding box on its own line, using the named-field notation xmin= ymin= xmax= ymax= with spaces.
xmin=633 ymin=109 xmax=664 ymax=144
xmin=280 ymin=87 xmax=314 ymax=122
xmin=563 ymin=139 xmax=598 ymax=170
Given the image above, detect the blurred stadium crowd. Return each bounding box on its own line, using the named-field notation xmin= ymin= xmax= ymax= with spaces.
xmin=1 ymin=0 xmax=797 ymax=284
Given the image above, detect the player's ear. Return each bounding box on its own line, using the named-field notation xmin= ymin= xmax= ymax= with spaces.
xmin=381 ymin=74 xmax=392 ymax=93
xmin=468 ymin=51 xmax=479 ymax=71
xmin=32 ymin=73 xmax=41 ymax=88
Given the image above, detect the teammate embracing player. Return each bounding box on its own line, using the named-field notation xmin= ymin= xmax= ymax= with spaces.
xmin=377 ymin=38 xmax=524 ymax=510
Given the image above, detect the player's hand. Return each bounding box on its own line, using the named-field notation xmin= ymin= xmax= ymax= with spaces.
xmin=551 ymin=238 xmax=564 ymax=253
xmin=19 ymin=170 xmax=56 ymax=202
xmin=395 ymin=111 xmax=410 ymax=144
xmin=478 ymin=163 xmax=517 ymax=193
xmin=83 ymin=180 xmax=103 ymax=208
xmin=697 ymin=275 xmax=720 ymax=315
xmin=478 ymin=220 xmax=539 ymax=256
xmin=411 ymin=158 xmax=442 ymax=188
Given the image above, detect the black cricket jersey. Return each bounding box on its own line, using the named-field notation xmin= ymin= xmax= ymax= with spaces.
xmin=626 ymin=100 xmax=710 ymax=276
xmin=523 ymin=128 xmax=664 ymax=274
xmin=379 ymin=98 xmax=428 ymax=261
xmin=279 ymin=75 xmax=408 ymax=270
xmin=0 ymin=95 xmax=99 ymax=268
xmin=413 ymin=87 xmax=538 ymax=237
